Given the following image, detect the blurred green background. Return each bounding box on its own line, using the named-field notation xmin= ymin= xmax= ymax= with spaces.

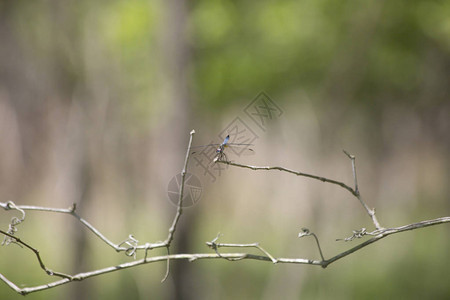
xmin=0 ymin=0 xmax=449 ymax=299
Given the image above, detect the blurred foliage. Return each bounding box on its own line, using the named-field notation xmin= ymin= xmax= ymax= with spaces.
xmin=0 ymin=0 xmax=449 ymax=299
xmin=189 ymin=0 xmax=450 ymax=109
xmin=6 ymin=0 xmax=449 ymax=112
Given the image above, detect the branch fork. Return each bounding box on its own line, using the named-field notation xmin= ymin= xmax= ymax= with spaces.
xmin=1 ymin=129 xmax=448 ymax=295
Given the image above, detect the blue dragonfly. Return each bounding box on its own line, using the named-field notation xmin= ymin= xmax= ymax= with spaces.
xmin=191 ymin=135 xmax=254 ymax=162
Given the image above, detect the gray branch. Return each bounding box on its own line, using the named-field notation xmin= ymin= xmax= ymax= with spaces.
xmin=0 ymin=130 xmax=449 ymax=295
xmin=217 ymin=150 xmax=383 ymax=230
xmin=0 ymin=216 xmax=448 ymax=295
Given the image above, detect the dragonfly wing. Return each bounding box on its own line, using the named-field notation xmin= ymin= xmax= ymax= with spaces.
xmin=226 ymin=143 xmax=253 ymax=146
xmin=226 ymin=145 xmax=255 ymax=156
xmin=191 ymin=144 xmax=218 ymax=160
xmin=239 ymin=147 xmax=255 ymax=156
xmin=190 ymin=143 xmax=221 ymax=149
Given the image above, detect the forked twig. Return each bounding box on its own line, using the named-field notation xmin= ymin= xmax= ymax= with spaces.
xmin=1 ymin=130 xmax=449 ymax=295
xmin=298 ymin=228 xmax=325 ymax=262
xmin=0 ymin=229 xmax=73 ymax=281
xmin=0 ymin=201 xmax=167 ymax=252
xmin=161 ymin=247 xmax=171 ymax=283
xmin=2 ymin=217 xmax=447 ymax=295
xmin=161 ymin=129 xmax=195 ymax=281
xmin=217 ymin=161 xmax=357 ymax=196
xmin=343 ymin=150 xmax=382 ymax=229
xmin=218 ymin=150 xmax=383 ymax=230
xmin=206 ymin=233 xmax=277 ymax=263
xmin=323 ymin=216 xmax=450 ymax=267
xmin=163 ymin=129 xmax=195 ymax=246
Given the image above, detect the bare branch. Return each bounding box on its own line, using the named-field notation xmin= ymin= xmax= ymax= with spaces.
xmin=163 ymin=129 xmax=195 ymax=246
xmin=159 ymin=129 xmax=196 ymax=280
xmin=217 ymin=160 xmax=357 ymax=196
xmin=0 ymin=273 xmax=24 ymax=295
xmin=298 ymin=228 xmax=325 ymax=261
xmin=0 ymin=201 xmax=165 ymax=252
xmin=323 ymin=216 xmax=450 ymax=267
xmin=1 ymin=216 xmax=447 ymax=295
xmin=0 ymin=252 xmax=318 ymax=295
xmin=206 ymin=233 xmax=277 ymax=263
xmin=343 ymin=150 xmax=382 ymax=230
xmin=0 ymin=229 xmax=73 ymax=280
xmin=161 ymin=247 xmax=171 ymax=283
xmin=218 ymin=155 xmax=384 ymax=230
xmin=1 ymin=130 xmax=448 ymax=295
xmin=336 ymin=228 xmax=368 ymax=242
xmin=0 ymin=130 xmax=197 ymax=256
xmin=342 ymin=150 xmax=359 ymax=195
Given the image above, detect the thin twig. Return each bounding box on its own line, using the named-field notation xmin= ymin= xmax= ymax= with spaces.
xmin=0 ymin=130 xmax=197 ymax=257
xmin=343 ymin=150 xmax=382 ymax=229
xmin=218 ymin=155 xmax=383 ymax=230
xmin=0 ymin=230 xmax=73 ymax=279
xmin=298 ymin=228 xmax=325 ymax=261
xmin=0 ymin=273 xmax=24 ymax=295
xmin=336 ymin=228 xmax=368 ymax=242
xmin=1 ymin=131 xmax=449 ymax=295
xmin=217 ymin=161 xmax=357 ymax=196
xmin=164 ymin=129 xmax=195 ymax=246
xmin=343 ymin=150 xmax=359 ymax=195
xmin=0 ymin=201 xmax=166 ymax=252
xmin=160 ymin=129 xmax=195 ymax=281
xmin=161 ymin=247 xmax=171 ymax=283
xmin=323 ymin=216 xmax=450 ymax=267
xmin=206 ymin=233 xmax=277 ymax=263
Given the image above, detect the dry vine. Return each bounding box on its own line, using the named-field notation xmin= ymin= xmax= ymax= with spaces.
xmin=0 ymin=130 xmax=449 ymax=295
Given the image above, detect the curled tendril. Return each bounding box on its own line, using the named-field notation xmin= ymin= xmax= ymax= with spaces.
xmin=2 ymin=201 xmax=26 ymax=246
xmin=118 ymin=235 xmax=139 ymax=259
xmin=298 ymin=228 xmax=310 ymax=238
xmin=206 ymin=233 xmax=239 ymax=261
xmin=336 ymin=228 xmax=367 ymax=242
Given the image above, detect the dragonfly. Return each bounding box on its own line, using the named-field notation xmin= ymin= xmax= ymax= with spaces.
xmin=191 ymin=135 xmax=254 ymax=162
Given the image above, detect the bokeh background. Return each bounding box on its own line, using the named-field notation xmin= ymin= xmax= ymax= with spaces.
xmin=1 ymin=0 xmax=449 ymax=299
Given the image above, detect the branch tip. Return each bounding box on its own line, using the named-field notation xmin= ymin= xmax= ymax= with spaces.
xmin=69 ymin=203 xmax=77 ymax=212
xmin=343 ymin=149 xmax=354 ymax=159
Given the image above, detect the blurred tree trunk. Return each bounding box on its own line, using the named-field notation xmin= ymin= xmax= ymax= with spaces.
xmin=46 ymin=2 xmax=92 ymax=300
xmin=158 ymin=0 xmax=196 ymax=299
xmin=1 ymin=1 xmax=93 ymax=298
xmin=0 ymin=2 xmax=48 ymax=197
